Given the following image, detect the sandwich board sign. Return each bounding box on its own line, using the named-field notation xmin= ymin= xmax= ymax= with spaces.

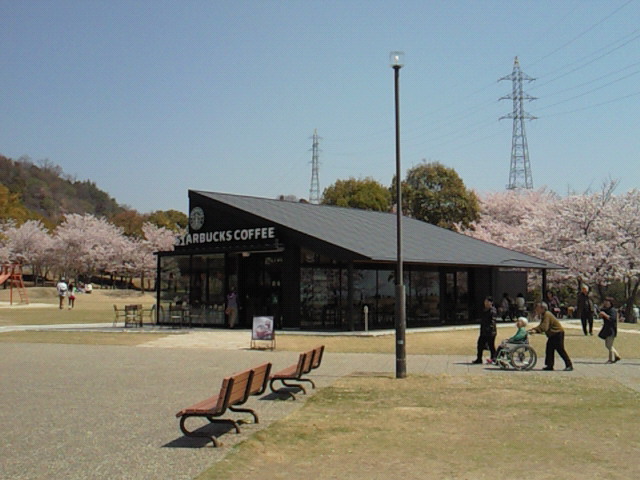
xmin=251 ymin=316 xmax=275 ymax=350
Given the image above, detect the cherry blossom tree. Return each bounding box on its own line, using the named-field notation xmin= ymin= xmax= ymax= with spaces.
xmin=608 ymin=189 xmax=640 ymax=319
xmin=0 ymin=221 xmax=14 ymax=263
xmin=119 ymin=222 xmax=176 ymax=291
xmin=52 ymin=214 xmax=127 ymax=281
xmin=464 ymin=180 xmax=640 ymax=316
xmin=1 ymin=213 xmax=178 ymax=291
xmin=2 ymin=220 xmax=54 ymax=284
xmin=139 ymin=222 xmax=176 ymax=291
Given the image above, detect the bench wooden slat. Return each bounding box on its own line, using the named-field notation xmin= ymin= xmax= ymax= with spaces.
xmin=247 ymin=362 xmax=272 ymax=396
xmin=310 ymin=345 xmax=325 ymax=370
xmin=226 ymin=370 xmax=252 ymax=405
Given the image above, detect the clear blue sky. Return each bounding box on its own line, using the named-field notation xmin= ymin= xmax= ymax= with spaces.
xmin=2 ymin=0 xmax=639 ymax=213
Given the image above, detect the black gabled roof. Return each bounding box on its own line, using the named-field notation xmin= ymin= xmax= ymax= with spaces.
xmin=192 ymin=190 xmax=563 ymax=269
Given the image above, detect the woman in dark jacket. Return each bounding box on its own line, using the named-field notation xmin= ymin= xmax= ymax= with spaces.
xmin=577 ymin=284 xmax=594 ymax=335
xmin=473 ymin=296 xmax=497 ymax=364
xmin=599 ymin=297 xmax=621 ymax=363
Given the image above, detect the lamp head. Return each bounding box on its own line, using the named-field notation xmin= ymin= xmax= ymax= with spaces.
xmin=390 ymin=51 xmax=404 ymax=68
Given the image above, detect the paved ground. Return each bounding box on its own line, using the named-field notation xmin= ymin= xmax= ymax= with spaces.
xmin=1 ymin=329 xmax=640 ymax=479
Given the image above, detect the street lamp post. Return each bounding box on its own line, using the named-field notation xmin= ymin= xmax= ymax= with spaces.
xmin=390 ymin=51 xmax=406 ymax=379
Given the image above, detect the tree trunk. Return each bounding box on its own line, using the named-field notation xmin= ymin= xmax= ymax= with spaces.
xmin=624 ymin=278 xmax=639 ymax=323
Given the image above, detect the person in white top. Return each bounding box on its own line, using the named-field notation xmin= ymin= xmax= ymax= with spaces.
xmin=56 ymin=278 xmax=68 ymax=310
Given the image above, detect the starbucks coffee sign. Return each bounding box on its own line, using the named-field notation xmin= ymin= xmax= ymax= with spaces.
xmin=176 ymin=226 xmax=277 ymax=247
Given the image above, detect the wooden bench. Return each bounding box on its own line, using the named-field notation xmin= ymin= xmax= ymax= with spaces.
xmin=176 ymin=362 xmax=271 ymax=447
xmin=269 ymin=345 xmax=325 ymax=400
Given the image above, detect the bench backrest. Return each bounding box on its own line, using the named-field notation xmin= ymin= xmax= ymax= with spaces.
xmin=291 ymin=352 xmax=309 ymax=377
xmin=248 ymin=362 xmax=272 ymax=396
xmin=213 ymin=376 xmax=235 ymax=412
xmin=300 ymin=350 xmax=315 ymax=375
xmin=226 ymin=369 xmax=254 ymax=406
xmin=310 ymin=345 xmax=325 ymax=370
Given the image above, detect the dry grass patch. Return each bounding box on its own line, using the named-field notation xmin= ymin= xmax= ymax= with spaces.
xmin=200 ymin=374 xmax=640 ymax=480
xmin=0 ymin=330 xmax=171 ymax=346
xmin=0 ymin=288 xmax=155 ymax=326
xmin=275 ymin=327 xmax=640 ymax=359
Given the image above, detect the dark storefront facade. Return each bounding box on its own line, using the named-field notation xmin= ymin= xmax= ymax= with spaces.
xmin=156 ymin=191 xmax=560 ymax=330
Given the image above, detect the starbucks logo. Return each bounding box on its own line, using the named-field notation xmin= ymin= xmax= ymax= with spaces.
xmin=189 ymin=207 xmax=205 ymax=231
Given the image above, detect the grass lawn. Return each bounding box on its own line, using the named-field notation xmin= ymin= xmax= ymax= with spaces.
xmin=275 ymin=326 xmax=640 ymax=359
xmin=0 ymin=287 xmax=155 ymax=326
xmin=199 ymin=374 xmax=640 ymax=480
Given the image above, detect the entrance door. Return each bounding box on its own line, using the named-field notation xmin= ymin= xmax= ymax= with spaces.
xmin=237 ymin=253 xmax=283 ymax=328
xmin=441 ymin=270 xmax=470 ymax=324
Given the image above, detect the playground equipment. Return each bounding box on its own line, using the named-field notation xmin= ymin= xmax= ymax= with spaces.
xmin=0 ymin=264 xmax=29 ymax=305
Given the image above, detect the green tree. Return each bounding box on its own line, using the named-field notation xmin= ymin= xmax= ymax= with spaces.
xmin=110 ymin=209 xmax=147 ymax=237
xmin=0 ymin=184 xmax=42 ymax=224
xmin=321 ymin=177 xmax=391 ymax=211
xmin=147 ymin=209 xmax=188 ymax=232
xmin=396 ymin=162 xmax=480 ymax=230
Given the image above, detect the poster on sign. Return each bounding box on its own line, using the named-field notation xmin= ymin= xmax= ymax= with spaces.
xmin=251 ymin=316 xmax=275 ymax=350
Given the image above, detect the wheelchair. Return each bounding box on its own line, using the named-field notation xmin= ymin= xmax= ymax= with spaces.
xmin=495 ymin=341 xmax=537 ymax=371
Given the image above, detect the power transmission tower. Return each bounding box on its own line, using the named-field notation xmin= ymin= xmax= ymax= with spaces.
xmin=499 ymin=56 xmax=536 ymax=190
xmin=309 ymin=129 xmax=321 ymax=203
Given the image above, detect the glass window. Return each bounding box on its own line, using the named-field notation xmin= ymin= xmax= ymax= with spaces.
xmin=300 ymin=266 xmax=345 ymax=329
xmin=442 ymin=270 xmax=470 ymax=324
xmin=408 ymin=270 xmax=440 ymax=325
xmin=158 ymin=254 xmax=227 ymax=326
xmin=456 ymin=271 xmax=469 ymax=322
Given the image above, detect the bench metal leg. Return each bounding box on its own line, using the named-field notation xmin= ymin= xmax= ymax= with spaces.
xmin=269 ymin=378 xmax=306 ymax=400
xmin=207 ymin=416 xmax=241 ymax=434
xmin=280 ymin=379 xmax=306 ymax=394
xmin=179 ymin=415 xmax=241 ymax=447
xmin=229 ymin=405 xmax=259 ymax=424
xmin=296 ymin=377 xmax=316 ymax=389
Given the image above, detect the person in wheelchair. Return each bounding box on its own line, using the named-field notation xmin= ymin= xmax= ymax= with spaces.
xmin=495 ymin=317 xmax=529 ymax=366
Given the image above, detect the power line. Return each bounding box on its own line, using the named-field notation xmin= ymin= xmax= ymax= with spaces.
xmin=529 ymin=0 xmax=636 ymax=68
xmin=537 ymin=68 xmax=640 ymax=112
xmin=542 ymin=90 xmax=640 ymax=118
xmin=532 ymin=30 xmax=640 ymax=91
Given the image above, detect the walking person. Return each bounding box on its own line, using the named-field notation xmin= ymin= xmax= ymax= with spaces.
xmin=225 ymin=288 xmax=239 ymax=328
xmin=472 ymin=296 xmax=497 ymax=364
xmin=68 ymin=282 xmax=76 ymax=309
xmin=577 ymin=284 xmax=594 ymax=335
xmin=56 ymin=277 xmax=68 ymax=310
xmin=545 ymin=290 xmax=561 ymax=317
xmin=528 ymin=301 xmax=573 ymax=371
xmin=598 ymin=297 xmax=621 ymax=364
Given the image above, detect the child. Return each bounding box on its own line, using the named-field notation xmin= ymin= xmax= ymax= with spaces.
xmin=495 ymin=317 xmax=529 ymax=364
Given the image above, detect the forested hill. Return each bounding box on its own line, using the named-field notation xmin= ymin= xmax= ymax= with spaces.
xmin=0 ymin=154 xmax=187 ymax=233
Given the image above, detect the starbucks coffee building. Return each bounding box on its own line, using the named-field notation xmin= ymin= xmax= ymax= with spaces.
xmin=156 ymin=190 xmax=562 ymax=330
